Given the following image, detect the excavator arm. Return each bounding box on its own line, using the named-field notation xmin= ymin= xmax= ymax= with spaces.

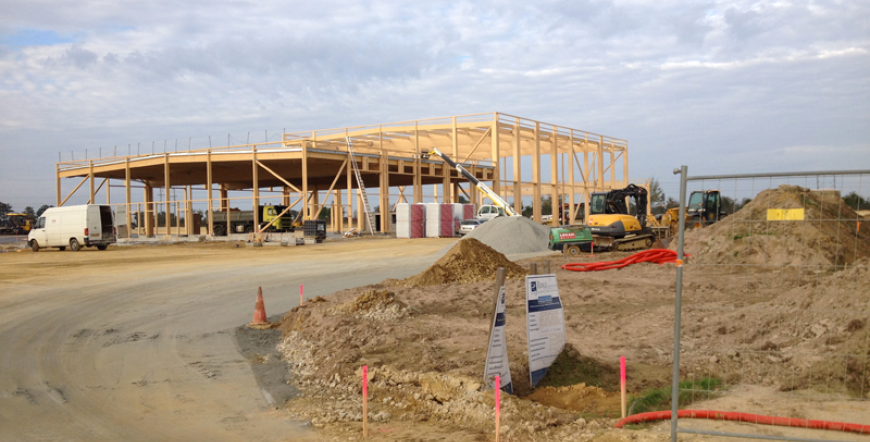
xmin=423 ymin=148 xmax=520 ymax=217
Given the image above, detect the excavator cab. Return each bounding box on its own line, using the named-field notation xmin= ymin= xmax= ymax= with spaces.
xmin=687 ymin=190 xmax=726 ymax=227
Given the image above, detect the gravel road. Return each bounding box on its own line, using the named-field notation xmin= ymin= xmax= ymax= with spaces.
xmin=0 ymin=238 xmax=455 ymax=441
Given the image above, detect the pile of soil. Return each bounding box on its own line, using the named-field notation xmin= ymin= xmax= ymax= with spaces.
xmin=464 ymin=216 xmax=551 ymax=255
xmin=392 ymin=238 xmax=527 ymax=286
xmin=678 ymin=185 xmax=870 ymax=266
xmin=331 ymin=289 xmax=409 ymax=320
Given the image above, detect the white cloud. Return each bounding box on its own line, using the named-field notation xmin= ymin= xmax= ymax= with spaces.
xmin=0 ymin=0 xmax=868 ymax=208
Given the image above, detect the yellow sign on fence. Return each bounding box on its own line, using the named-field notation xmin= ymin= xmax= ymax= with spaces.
xmin=767 ymin=208 xmax=805 ymax=221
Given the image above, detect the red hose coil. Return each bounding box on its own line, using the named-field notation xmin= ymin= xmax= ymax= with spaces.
xmin=562 ymin=249 xmax=685 ymax=272
xmin=614 ymin=410 xmax=870 ymax=434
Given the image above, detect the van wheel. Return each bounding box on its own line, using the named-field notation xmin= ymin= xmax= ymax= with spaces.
xmin=97 ymin=245 xmax=108 ymax=251
xmin=69 ymin=238 xmax=81 ymax=252
xmin=31 ymin=241 xmax=39 ymax=252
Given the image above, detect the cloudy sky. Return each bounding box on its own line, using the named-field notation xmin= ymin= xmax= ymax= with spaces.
xmin=1 ymin=0 xmax=868 ymax=209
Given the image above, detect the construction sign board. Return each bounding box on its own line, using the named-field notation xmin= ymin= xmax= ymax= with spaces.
xmin=526 ymin=274 xmax=566 ymax=387
xmin=483 ymin=285 xmax=513 ymax=394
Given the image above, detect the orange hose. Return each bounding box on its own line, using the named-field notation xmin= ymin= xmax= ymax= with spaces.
xmin=562 ymin=249 xmax=684 ymax=272
xmin=614 ymin=410 xmax=870 ymax=434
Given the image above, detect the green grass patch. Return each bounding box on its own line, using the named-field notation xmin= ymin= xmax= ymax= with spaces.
xmin=627 ymin=377 xmax=723 ymax=416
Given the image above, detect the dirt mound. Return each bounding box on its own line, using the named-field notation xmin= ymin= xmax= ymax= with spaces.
xmin=396 ymin=238 xmax=527 ymax=286
xmin=332 ymin=289 xmax=408 ymax=320
xmin=677 ymin=185 xmax=870 ymax=266
xmin=464 ymin=216 xmax=551 ymax=255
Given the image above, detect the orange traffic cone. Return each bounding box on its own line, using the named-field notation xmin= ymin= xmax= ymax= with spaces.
xmin=248 ymin=287 xmax=271 ymax=329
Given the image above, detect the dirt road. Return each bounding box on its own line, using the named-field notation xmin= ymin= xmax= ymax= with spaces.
xmin=0 ymin=238 xmax=455 ymax=441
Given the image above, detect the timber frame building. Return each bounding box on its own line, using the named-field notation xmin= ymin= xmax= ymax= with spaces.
xmin=55 ymin=112 xmax=630 ymax=237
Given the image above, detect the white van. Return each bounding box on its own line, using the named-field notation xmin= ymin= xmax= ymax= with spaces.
xmin=28 ymin=205 xmax=116 ymax=252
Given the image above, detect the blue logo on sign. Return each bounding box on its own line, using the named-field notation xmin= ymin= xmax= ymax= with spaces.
xmin=531 ymin=281 xmax=537 ymax=292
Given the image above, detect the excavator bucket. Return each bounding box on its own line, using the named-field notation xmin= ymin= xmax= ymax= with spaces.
xmin=652 ymin=238 xmax=671 ymax=249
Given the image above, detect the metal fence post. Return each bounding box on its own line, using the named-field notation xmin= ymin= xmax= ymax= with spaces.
xmin=671 ymin=165 xmax=688 ymax=442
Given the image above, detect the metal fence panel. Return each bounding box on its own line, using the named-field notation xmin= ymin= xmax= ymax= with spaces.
xmin=671 ymin=168 xmax=870 ymax=442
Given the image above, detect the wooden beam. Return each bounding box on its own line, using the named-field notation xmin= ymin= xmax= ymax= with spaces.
xmin=459 ymin=127 xmax=491 ymax=164
xmin=60 ymin=176 xmax=88 ymax=207
xmin=313 ymin=158 xmax=349 ymax=219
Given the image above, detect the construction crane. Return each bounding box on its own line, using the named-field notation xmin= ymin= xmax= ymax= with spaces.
xmin=422 ymin=148 xmax=520 ymax=217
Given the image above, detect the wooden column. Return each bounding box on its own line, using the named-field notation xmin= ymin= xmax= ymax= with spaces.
xmin=448 ymin=116 xmax=457 ymax=203
xmin=144 ymin=183 xmax=154 ymax=237
xmin=597 ymin=135 xmax=605 ymax=190
xmin=56 ymin=164 xmax=61 ymax=206
xmin=185 ymin=186 xmax=192 ymax=235
xmin=282 ymin=187 xmax=290 ymax=205
xmin=610 ymin=147 xmax=615 ymax=189
xmin=550 ymin=125 xmax=559 ymax=226
xmin=89 ymin=161 xmax=95 ymax=204
xmin=532 ymin=122 xmax=541 ymax=222
xmin=252 ymin=145 xmax=259 ymax=229
xmin=302 ymin=141 xmax=309 ymax=220
xmin=347 ymin=154 xmax=353 ymax=230
xmin=206 ymin=150 xmax=213 ymax=236
xmin=336 ymin=188 xmax=343 ymax=232
xmin=379 ymin=126 xmax=389 ymax=232
xmin=568 ymin=131 xmax=576 ymax=225
xmin=106 ymin=178 xmax=111 ymax=204
xmin=623 ymin=142 xmax=629 ymax=187
xmin=414 ymin=122 xmax=422 ymax=204
xmin=585 ymin=143 xmax=591 ymax=221
xmin=164 ymin=154 xmax=170 ymax=235
xmin=223 ymin=185 xmax=230 ymax=234
xmin=125 ymin=158 xmax=132 ymax=238
xmin=513 ymin=118 xmax=522 ymax=214
xmin=491 ymin=117 xmax=500 ymax=196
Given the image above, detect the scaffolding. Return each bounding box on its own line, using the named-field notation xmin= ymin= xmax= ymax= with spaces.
xmin=55 ymin=112 xmax=630 ymax=237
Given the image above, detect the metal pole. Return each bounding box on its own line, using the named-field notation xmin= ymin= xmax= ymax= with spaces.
xmin=670 ymin=165 xmax=688 ymax=442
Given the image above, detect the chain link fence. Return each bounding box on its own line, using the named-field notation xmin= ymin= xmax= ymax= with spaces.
xmin=670 ymin=168 xmax=870 ymax=442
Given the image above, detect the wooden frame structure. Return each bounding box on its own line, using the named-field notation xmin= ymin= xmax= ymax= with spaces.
xmin=55 ymin=112 xmax=629 ymax=237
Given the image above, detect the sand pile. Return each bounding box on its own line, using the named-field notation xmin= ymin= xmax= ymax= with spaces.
xmin=396 ymin=238 xmax=527 ymax=286
xmin=464 ymin=216 xmax=551 ymax=255
xmin=332 ymin=289 xmax=409 ymax=320
xmin=677 ymin=185 xmax=870 ymax=266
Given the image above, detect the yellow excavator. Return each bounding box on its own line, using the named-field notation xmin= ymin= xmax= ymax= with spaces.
xmin=586 ymin=184 xmax=656 ymax=251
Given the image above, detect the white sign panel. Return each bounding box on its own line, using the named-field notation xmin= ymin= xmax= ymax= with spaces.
xmin=483 ymin=285 xmax=513 ymax=394
xmin=525 ymin=274 xmax=566 ymax=387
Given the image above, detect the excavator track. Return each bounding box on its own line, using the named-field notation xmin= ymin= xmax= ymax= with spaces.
xmin=612 ymin=234 xmax=654 ymax=252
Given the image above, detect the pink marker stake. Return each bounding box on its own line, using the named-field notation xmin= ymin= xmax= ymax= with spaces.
xmin=300 ymin=284 xmax=304 ymax=305
xmin=495 ymin=375 xmax=501 ymax=442
xmin=362 ymin=365 xmax=368 ymax=437
xmin=620 ymin=356 xmax=627 ymax=418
